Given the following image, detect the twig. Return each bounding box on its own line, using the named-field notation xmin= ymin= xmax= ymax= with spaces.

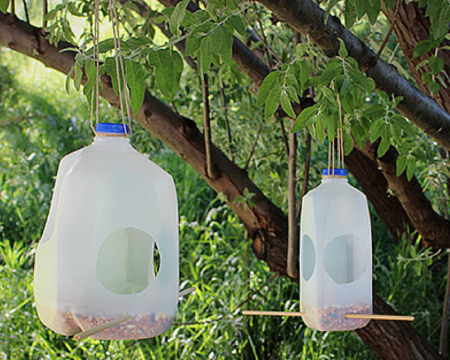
xmin=373 ymin=0 xmax=401 ymax=63
xmin=201 ymin=73 xmax=217 ymax=179
xmin=241 ymin=10 xmax=283 ymax=67
xmin=43 ymin=0 xmax=48 ymax=28
xmin=218 ymin=79 xmax=234 ymax=161
xmin=171 ymin=101 xmax=180 ymax=115
xmin=439 ymin=169 xmax=450 ymax=357
xmin=295 ymin=132 xmax=311 ymax=223
xmin=279 ymin=119 xmax=289 ymax=156
xmin=287 ymin=128 xmax=298 ymax=278
xmin=244 ymin=121 xmax=263 ymax=171
xmin=252 ymin=4 xmax=272 ymax=70
xmin=11 ymin=0 xmax=15 ymax=16
xmin=22 ymin=0 xmax=30 ymax=24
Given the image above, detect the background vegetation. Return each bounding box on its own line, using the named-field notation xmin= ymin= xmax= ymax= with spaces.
xmin=0 ymin=47 xmax=447 ymax=359
xmin=1 ymin=0 xmax=450 ymax=358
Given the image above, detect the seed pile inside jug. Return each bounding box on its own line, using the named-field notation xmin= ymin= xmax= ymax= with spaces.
xmin=53 ymin=312 xmax=173 ymax=340
xmin=301 ymin=302 xmax=371 ymax=331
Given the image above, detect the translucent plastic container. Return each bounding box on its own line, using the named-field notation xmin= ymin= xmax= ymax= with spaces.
xmin=299 ymin=169 xmax=372 ymax=331
xmin=34 ymin=123 xmax=179 ymax=340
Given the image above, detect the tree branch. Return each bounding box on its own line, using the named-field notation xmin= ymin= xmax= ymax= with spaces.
xmin=362 ymin=142 xmax=450 ymax=248
xmin=253 ymin=0 xmax=450 ymax=151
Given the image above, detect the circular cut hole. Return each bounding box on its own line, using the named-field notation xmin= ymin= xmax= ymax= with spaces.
xmin=323 ymin=234 xmax=368 ymax=284
xmin=96 ymin=228 xmax=161 ymax=294
xmin=301 ymin=235 xmax=316 ymax=281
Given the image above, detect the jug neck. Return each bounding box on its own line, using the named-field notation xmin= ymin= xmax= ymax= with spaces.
xmin=93 ymin=136 xmax=130 ymax=144
xmin=322 ymin=177 xmax=348 ymax=184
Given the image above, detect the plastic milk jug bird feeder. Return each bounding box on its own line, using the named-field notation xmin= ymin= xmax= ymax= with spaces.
xmin=34 ymin=123 xmax=182 ymax=340
xmin=243 ymin=168 xmax=414 ymax=330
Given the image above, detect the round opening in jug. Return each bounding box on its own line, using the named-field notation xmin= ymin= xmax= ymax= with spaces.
xmin=323 ymin=234 xmax=369 ymax=284
xmin=96 ymin=228 xmax=161 ymax=294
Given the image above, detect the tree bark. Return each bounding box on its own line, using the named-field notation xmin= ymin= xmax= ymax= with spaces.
xmin=0 ymin=11 xmax=444 ymax=360
xmin=344 ymin=148 xmax=411 ymax=238
xmin=382 ymin=0 xmax=450 ymax=114
xmin=251 ymin=0 xmax=450 ymax=151
xmin=362 ymin=143 xmax=450 ymax=248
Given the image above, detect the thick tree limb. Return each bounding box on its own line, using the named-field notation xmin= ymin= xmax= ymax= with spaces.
xmin=252 ymin=0 xmax=450 ymax=151
xmin=0 ymin=12 xmax=444 ymax=360
xmin=362 ymin=143 xmax=450 ymax=248
xmin=344 ymin=148 xmax=411 ymax=239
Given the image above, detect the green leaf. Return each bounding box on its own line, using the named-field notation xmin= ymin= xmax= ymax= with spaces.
xmin=257 ymin=71 xmax=283 ymax=107
xmin=200 ymin=36 xmax=213 ymax=74
xmin=149 ymin=49 xmax=183 ymax=101
xmin=421 ymin=71 xmax=432 ymax=84
xmin=413 ymin=40 xmax=433 ymax=58
xmin=67 ymin=2 xmax=84 ymax=16
xmin=186 ymin=33 xmax=203 ymax=57
xmin=391 ymin=115 xmax=415 ymax=136
xmin=316 ymin=116 xmax=327 ymax=143
xmin=125 ymin=60 xmax=146 ymax=116
xmin=429 ymin=55 xmax=444 ymax=75
xmin=320 ymin=59 xmax=343 ymax=85
xmin=343 ymin=131 xmax=354 ymax=155
xmin=290 ymin=105 xmax=318 ymax=133
xmin=384 ymin=0 xmax=395 ymax=10
xmin=362 ymin=104 xmax=385 ymax=119
xmin=356 ymin=0 xmax=366 ymax=18
xmin=339 ymin=40 xmax=348 ymax=57
xmin=340 ymin=77 xmax=351 ymax=97
xmin=377 ymin=128 xmax=391 ymax=157
xmin=370 ymin=118 xmax=385 ymax=142
xmin=226 ymin=14 xmax=246 ymax=35
xmin=280 ymin=92 xmax=296 ymax=118
xmin=169 ymin=0 xmax=189 ymax=37
xmin=105 ymin=57 xmax=120 ymax=96
xmin=285 ymin=86 xmax=299 ymax=103
xmin=366 ymin=0 xmax=380 ymax=24
xmin=396 ymin=154 xmax=408 ymax=176
xmin=406 ymin=157 xmax=416 ymax=181
xmin=344 ymin=0 xmax=357 ymax=28
xmin=429 ymin=80 xmax=441 ymax=94
xmin=324 ymin=115 xmax=337 ymax=139
xmin=43 ymin=8 xmax=58 ymax=21
xmin=264 ymin=86 xmax=282 ymax=120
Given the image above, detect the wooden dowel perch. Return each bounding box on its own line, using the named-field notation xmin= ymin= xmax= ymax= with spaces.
xmin=242 ymin=310 xmax=414 ymax=321
xmin=242 ymin=310 xmax=305 ymax=317
xmin=74 ymin=314 xmax=133 ymax=340
xmin=345 ymin=313 xmax=415 ymax=321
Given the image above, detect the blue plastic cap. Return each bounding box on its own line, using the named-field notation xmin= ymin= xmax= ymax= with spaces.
xmin=96 ymin=123 xmax=130 ymax=134
xmin=322 ymin=168 xmax=347 ymax=177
